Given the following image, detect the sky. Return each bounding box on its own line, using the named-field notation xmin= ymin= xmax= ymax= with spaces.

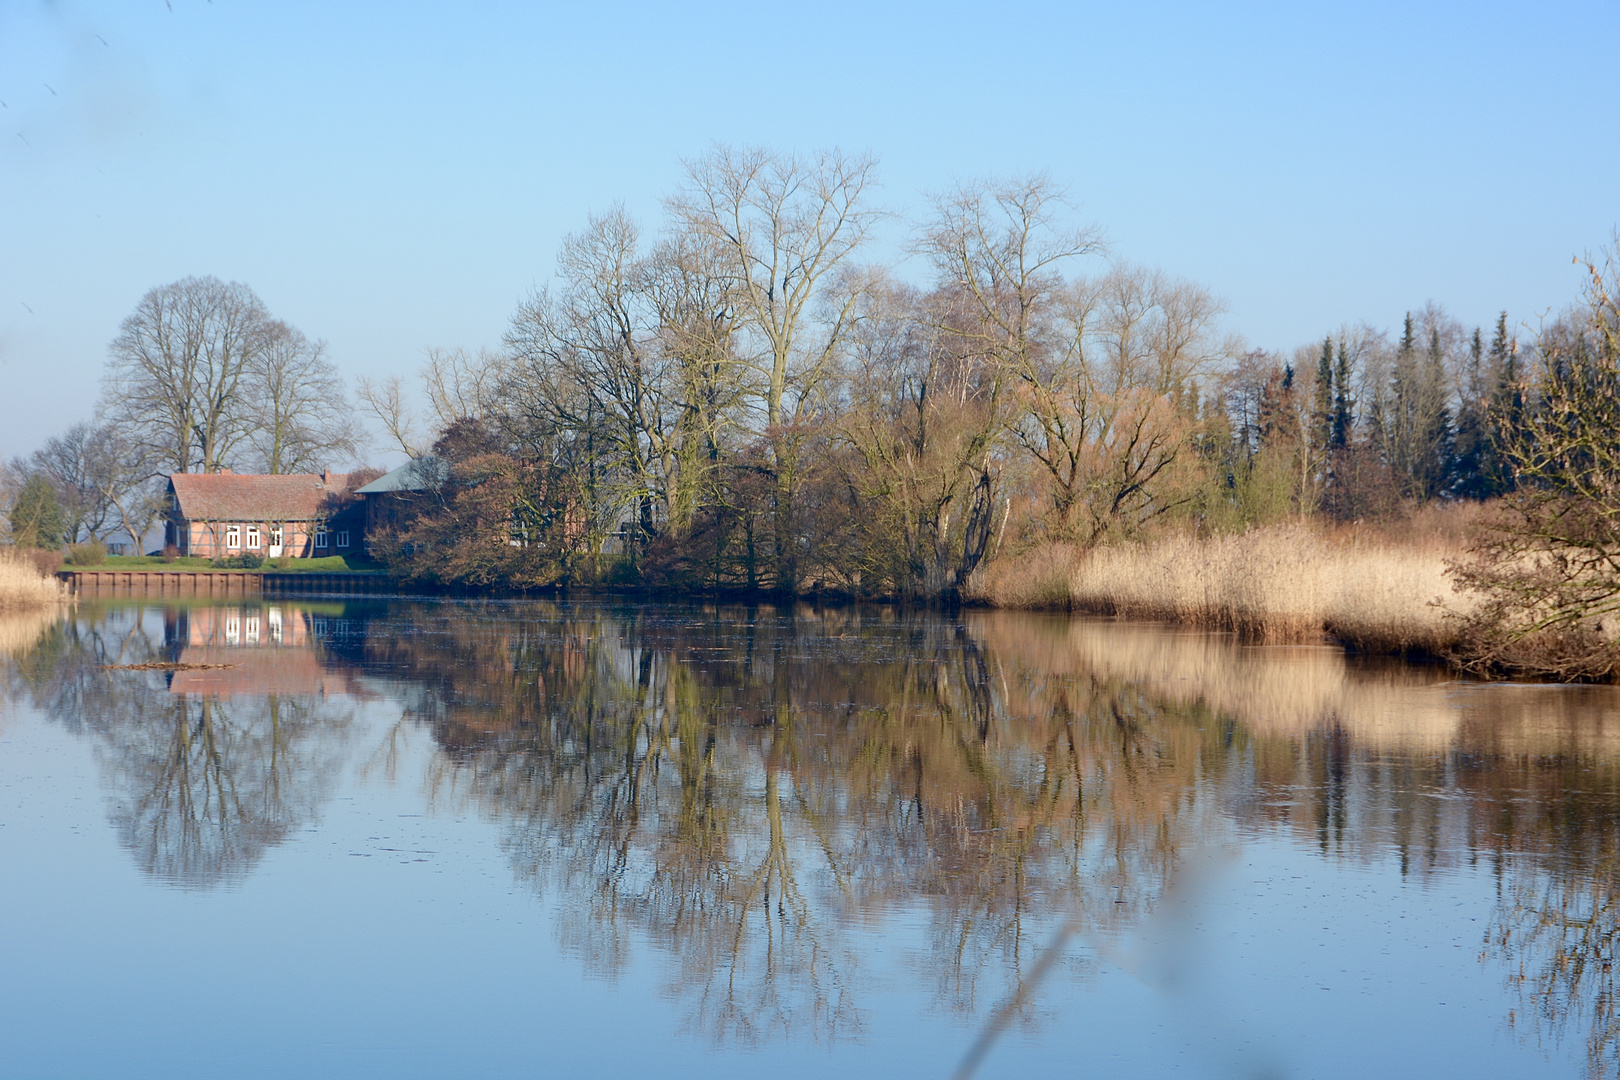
xmin=2 ymin=0 xmax=1616 ymax=464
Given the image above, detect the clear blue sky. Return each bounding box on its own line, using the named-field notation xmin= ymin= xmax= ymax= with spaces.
xmin=2 ymin=0 xmax=1615 ymax=463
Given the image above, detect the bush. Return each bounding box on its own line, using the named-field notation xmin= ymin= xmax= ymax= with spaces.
xmin=63 ymin=541 xmax=108 ymax=566
xmin=23 ymin=549 xmax=62 ymax=577
xmin=210 ymin=552 xmax=265 ymax=570
xmin=161 ymin=544 xmax=180 ymax=563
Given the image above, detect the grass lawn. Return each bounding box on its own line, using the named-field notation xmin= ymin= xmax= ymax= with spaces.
xmin=64 ymin=554 xmax=386 ymax=573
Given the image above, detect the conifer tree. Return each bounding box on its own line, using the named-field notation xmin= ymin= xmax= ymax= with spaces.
xmin=9 ymin=473 xmax=66 ymax=549
xmin=1330 ymin=342 xmax=1353 ymax=448
xmin=1481 ymin=311 xmax=1521 ymax=496
xmin=1311 ymin=337 xmax=1334 ymax=456
xmin=1421 ymin=326 xmax=1455 ymax=498
xmin=1451 ymin=327 xmax=1490 ymax=498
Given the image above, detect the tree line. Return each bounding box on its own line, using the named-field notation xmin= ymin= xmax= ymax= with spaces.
xmin=4 ymin=146 xmax=1615 ymax=618
xmin=353 ymin=148 xmax=1611 ymax=604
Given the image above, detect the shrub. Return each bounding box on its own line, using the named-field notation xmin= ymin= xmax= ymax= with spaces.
xmin=210 ymin=552 xmax=265 ymax=570
xmin=63 ymin=541 xmax=108 ymax=566
xmin=24 ymin=549 xmax=63 ymax=577
xmin=161 ymin=544 xmax=180 ymax=563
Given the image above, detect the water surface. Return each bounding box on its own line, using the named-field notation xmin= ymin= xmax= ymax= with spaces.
xmin=3 ymin=598 xmax=1619 ymax=1078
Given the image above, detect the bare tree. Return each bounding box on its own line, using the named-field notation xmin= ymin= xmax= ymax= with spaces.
xmin=920 ymin=177 xmax=1102 ymax=535
xmin=356 ymin=374 xmax=426 ymax=459
xmin=505 ymin=209 xmax=749 ymax=557
xmin=668 ymin=145 xmax=880 ymax=588
xmin=102 ymin=276 xmax=274 ymax=475
xmin=31 ymin=422 xmax=117 ymax=542
xmin=246 ymin=323 xmax=356 ymax=473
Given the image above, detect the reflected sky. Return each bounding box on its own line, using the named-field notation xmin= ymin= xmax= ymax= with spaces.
xmin=3 ymin=599 xmax=1619 ymax=1079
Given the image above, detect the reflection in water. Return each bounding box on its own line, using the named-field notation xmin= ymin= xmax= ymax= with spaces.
xmin=5 ymin=603 xmax=357 ymax=888
xmin=9 ymin=599 xmax=1620 ymax=1070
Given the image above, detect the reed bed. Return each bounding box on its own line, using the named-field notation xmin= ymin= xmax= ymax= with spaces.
xmin=0 ymin=550 xmax=72 ymax=611
xmin=968 ymin=524 xmax=1474 ymax=656
xmin=969 ymin=610 xmax=1466 ymax=751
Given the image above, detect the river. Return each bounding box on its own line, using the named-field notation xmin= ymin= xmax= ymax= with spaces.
xmin=3 ymin=598 xmax=1618 ymax=1078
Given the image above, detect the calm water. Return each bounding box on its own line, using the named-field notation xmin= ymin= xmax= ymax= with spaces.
xmin=4 ymin=599 xmax=1620 ymax=1079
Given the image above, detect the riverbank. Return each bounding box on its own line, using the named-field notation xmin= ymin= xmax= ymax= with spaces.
xmin=965 ymin=521 xmax=1475 ymax=659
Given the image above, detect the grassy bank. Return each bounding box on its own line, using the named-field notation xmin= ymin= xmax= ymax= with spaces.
xmin=0 ymin=551 xmax=72 ymax=610
xmin=61 ymin=555 xmax=380 ymax=573
xmin=966 ymin=520 xmax=1476 ymax=658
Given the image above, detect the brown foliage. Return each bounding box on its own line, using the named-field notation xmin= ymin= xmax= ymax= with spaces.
xmin=1449 ymin=251 xmax=1620 ymax=681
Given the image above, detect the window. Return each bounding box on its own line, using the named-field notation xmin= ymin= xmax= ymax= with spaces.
xmin=270 ymin=526 xmax=284 ymax=547
xmin=314 ymin=530 xmax=329 ymax=549
xmin=246 ymin=526 xmax=261 ymax=549
xmin=225 ymin=525 xmax=241 ymax=550
xmin=336 ymin=530 xmax=350 ymax=548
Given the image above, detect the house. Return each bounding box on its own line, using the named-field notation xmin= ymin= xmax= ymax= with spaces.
xmin=353 ymin=456 xmax=446 ymax=536
xmin=165 ymin=470 xmax=366 ymax=559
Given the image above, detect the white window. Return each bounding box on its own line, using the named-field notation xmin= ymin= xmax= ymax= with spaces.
xmin=314 ymin=530 xmax=329 ymax=549
xmin=246 ymin=526 xmax=261 ymax=549
xmin=270 ymin=525 xmax=284 ymax=547
xmin=336 ymin=530 xmax=350 ymax=548
xmin=225 ymin=525 xmax=241 ymax=550
xmin=245 ymin=615 xmax=260 ymax=644
xmin=225 ymin=614 xmax=240 ymax=645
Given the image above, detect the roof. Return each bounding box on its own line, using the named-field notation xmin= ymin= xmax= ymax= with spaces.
xmin=354 ymin=456 xmax=447 ymax=494
xmin=168 ymin=472 xmax=348 ymax=522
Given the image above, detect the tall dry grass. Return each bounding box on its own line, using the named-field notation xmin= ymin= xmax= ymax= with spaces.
xmin=0 ymin=549 xmax=72 ymax=611
xmin=967 ymin=522 xmax=1475 ymax=656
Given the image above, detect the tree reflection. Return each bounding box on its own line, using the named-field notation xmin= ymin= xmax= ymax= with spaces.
xmin=96 ymin=690 xmax=349 ymax=886
xmin=375 ymin=602 xmax=1243 ymax=1042
xmin=4 ymin=602 xmax=357 ymax=888
xmin=14 ymin=599 xmax=1620 ymax=1070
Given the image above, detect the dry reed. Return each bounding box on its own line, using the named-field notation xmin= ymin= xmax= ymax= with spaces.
xmin=0 ymin=549 xmax=72 ymax=611
xmin=968 ymin=523 xmax=1475 ymax=656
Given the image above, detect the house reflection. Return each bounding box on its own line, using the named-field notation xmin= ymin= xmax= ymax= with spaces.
xmin=161 ymin=604 xmax=374 ymax=700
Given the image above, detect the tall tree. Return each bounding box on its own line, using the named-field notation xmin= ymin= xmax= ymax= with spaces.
xmin=667 ymin=145 xmax=879 ymax=590
xmin=102 ymin=276 xmax=274 ymax=475
xmin=246 ymin=323 xmax=356 ymax=473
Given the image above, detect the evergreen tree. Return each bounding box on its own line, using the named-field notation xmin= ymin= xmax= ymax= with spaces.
xmin=1451 ymin=327 xmax=1490 ymax=498
xmin=1386 ymin=313 xmax=1453 ymax=502
xmin=1421 ymin=326 xmax=1455 ymax=498
xmin=1331 ymin=342 xmax=1353 ymax=448
xmin=1311 ymin=337 xmax=1334 ymax=455
xmin=1482 ymin=312 xmax=1521 ymax=496
xmin=9 ymin=473 xmax=66 ymax=549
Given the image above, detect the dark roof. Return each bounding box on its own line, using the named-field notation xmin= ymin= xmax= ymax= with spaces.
xmin=169 ymin=472 xmax=349 ymax=522
xmin=354 ymin=457 xmax=447 ymax=494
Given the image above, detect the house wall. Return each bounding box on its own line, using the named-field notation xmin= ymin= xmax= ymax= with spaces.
xmin=177 ymin=516 xmax=364 ymax=558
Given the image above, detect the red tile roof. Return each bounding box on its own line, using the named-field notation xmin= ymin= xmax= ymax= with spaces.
xmin=169 ymin=472 xmax=351 ymax=522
